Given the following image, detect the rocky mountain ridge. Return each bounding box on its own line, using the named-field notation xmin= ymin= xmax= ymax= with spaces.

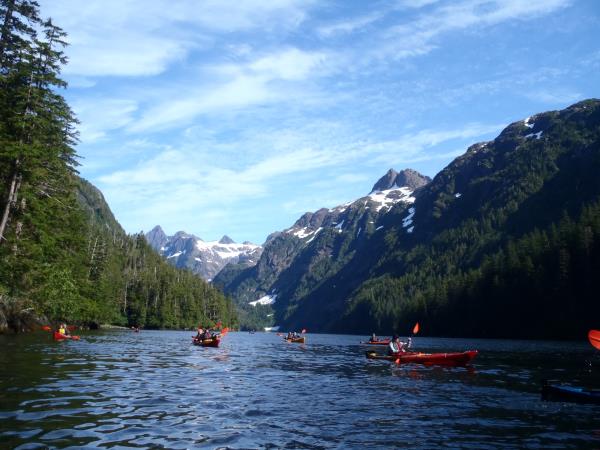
xmin=145 ymin=226 xmax=262 ymax=281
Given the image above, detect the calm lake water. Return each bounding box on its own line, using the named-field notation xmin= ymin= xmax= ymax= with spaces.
xmin=1 ymin=331 xmax=599 ymax=449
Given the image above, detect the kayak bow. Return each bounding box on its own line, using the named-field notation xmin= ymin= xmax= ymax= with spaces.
xmin=542 ymin=382 xmax=600 ymax=405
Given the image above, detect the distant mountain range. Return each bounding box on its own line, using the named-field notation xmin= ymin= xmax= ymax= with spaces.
xmin=145 ymin=226 xmax=262 ymax=281
xmin=214 ymin=99 xmax=600 ymax=337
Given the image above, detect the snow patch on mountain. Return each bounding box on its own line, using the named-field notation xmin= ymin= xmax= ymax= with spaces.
xmin=525 ymin=130 xmax=543 ymax=140
xmin=368 ymin=186 xmax=415 ymax=212
xmin=249 ymin=294 xmax=277 ymax=306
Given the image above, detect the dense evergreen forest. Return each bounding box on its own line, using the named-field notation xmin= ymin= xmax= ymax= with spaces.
xmin=0 ymin=1 xmax=236 ymax=332
xmin=279 ymin=100 xmax=600 ymax=338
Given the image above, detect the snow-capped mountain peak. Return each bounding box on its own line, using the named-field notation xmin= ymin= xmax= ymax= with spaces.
xmin=145 ymin=228 xmax=262 ymax=281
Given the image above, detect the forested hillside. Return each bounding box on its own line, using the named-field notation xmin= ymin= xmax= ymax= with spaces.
xmin=0 ymin=1 xmax=236 ymax=332
xmin=219 ymin=99 xmax=600 ymax=339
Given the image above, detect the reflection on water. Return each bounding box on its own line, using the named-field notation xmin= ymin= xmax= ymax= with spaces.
xmin=1 ymin=331 xmax=599 ymax=449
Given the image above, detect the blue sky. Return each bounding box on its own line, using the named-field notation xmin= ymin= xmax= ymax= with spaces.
xmin=39 ymin=0 xmax=600 ymax=244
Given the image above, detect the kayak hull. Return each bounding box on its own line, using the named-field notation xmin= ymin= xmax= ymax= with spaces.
xmin=366 ymin=350 xmax=478 ymax=366
xmin=542 ymin=383 xmax=600 ymax=405
xmin=193 ymin=337 xmax=220 ymax=347
xmin=285 ymin=337 xmax=305 ymax=343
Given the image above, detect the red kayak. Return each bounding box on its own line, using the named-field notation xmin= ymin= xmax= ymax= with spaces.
xmin=192 ymin=336 xmax=220 ymax=347
xmin=366 ymin=350 xmax=478 ymax=366
xmin=361 ymin=339 xmax=391 ymax=346
xmin=53 ymin=332 xmax=80 ymax=341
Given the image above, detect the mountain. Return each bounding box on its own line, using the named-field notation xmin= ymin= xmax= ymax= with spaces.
xmin=216 ymin=99 xmax=600 ymax=338
xmin=213 ymin=168 xmax=431 ymax=329
xmin=145 ymin=227 xmax=262 ymax=281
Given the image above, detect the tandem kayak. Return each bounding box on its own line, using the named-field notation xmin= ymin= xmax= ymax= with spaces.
xmin=361 ymin=339 xmax=391 ymax=346
xmin=192 ymin=336 xmax=220 ymax=347
xmin=285 ymin=337 xmax=306 ymax=344
xmin=366 ymin=350 xmax=478 ymax=366
xmin=53 ymin=332 xmax=80 ymax=341
xmin=542 ymin=382 xmax=600 ymax=405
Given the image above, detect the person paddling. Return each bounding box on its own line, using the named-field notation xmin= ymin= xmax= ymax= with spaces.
xmin=370 ymin=333 xmax=378 ymax=342
xmin=58 ymin=323 xmax=69 ymax=336
xmin=388 ymin=335 xmax=411 ymax=355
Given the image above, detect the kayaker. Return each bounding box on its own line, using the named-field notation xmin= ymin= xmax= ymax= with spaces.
xmin=58 ymin=323 xmax=69 ymax=336
xmin=195 ymin=326 xmax=204 ymax=339
xmin=370 ymin=333 xmax=378 ymax=342
xmin=388 ymin=335 xmax=410 ymax=355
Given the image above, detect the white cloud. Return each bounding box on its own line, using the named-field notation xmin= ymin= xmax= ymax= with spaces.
xmin=73 ymin=98 xmax=138 ymax=143
xmin=372 ymin=0 xmax=571 ymax=62
xmin=524 ymin=89 xmax=582 ymax=105
xmin=317 ymin=11 xmax=385 ymax=37
xmin=41 ymin=0 xmax=314 ymax=77
xmin=127 ymin=48 xmax=330 ymax=133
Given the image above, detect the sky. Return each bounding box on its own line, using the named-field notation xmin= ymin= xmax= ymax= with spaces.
xmin=38 ymin=0 xmax=600 ymax=245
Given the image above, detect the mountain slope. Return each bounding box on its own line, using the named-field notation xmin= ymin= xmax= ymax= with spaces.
xmin=217 ymin=99 xmax=600 ymax=338
xmin=213 ymin=169 xmax=431 ymax=329
xmin=145 ymin=227 xmax=262 ymax=281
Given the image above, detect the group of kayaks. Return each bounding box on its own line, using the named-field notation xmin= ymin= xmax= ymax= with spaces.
xmin=47 ymin=322 xmax=600 ymax=405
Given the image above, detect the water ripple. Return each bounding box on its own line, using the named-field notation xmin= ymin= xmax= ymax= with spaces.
xmin=1 ymin=331 xmax=599 ymax=449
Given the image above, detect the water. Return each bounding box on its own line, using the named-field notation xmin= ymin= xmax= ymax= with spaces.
xmin=1 ymin=331 xmax=599 ymax=449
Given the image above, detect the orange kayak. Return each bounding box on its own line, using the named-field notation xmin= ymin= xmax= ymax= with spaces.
xmin=192 ymin=336 xmax=220 ymax=347
xmin=53 ymin=332 xmax=80 ymax=341
xmin=285 ymin=337 xmax=305 ymax=343
xmin=366 ymin=350 xmax=477 ymax=366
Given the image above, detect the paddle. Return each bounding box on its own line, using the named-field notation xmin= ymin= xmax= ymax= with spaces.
xmin=301 ymin=328 xmax=307 ymax=334
xmin=589 ymin=330 xmax=600 ymax=350
xmin=41 ymin=325 xmax=51 ymax=331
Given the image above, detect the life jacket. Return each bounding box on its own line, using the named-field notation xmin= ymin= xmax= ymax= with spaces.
xmin=58 ymin=327 xmax=66 ymax=335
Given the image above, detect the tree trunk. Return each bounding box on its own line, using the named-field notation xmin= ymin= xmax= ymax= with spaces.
xmin=0 ymin=160 xmax=20 ymax=243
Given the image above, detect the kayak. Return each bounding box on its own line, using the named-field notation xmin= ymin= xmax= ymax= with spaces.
xmin=285 ymin=337 xmax=306 ymax=344
xmin=542 ymin=383 xmax=600 ymax=405
xmin=366 ymin=350 xmax=478 ymax=366
xmin=192 ymin=336 xmax=220 ymax=347
xmin=589 ymin=330 xmax=600 ymax=350
xmin=53 ymin=332 xmax=80 ymax=341
xmin=361 ymin=339 xmax=391 ymax=346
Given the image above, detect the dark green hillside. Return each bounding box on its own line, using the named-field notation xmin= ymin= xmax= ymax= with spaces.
xmin=283 ymin=100 xmax=600 ymax=338
xmin=221 ymin=99 xmax=600 ymax=339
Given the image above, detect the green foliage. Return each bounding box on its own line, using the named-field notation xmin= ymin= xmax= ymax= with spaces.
xmin=0 ymin=1 xmax=237 ymax=331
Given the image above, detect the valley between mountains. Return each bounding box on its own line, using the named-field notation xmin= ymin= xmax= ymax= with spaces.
xmin=147 ymin=99 xmax=600 ymax=339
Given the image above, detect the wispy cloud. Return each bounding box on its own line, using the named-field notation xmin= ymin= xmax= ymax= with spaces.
xmin=45 ymin=0 xmax=314 ymax=78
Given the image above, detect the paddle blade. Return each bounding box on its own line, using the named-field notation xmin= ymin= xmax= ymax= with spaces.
xmin=395 ymin=358 xmax=400 ymax=364
xmin=221 ymin=327 xmax=229 ymax=336
xmin=71 ymin=336 xmax=80 ymax=340
xmin=588 ymin=330 xmax=600 ymax=350
xmin=413 ymin=322 xmax=420 ymax=335
xmin=41 ymin=325 xmax=51 ymax=331
xmin=301 ymin=328 xmax=307 ymax=334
